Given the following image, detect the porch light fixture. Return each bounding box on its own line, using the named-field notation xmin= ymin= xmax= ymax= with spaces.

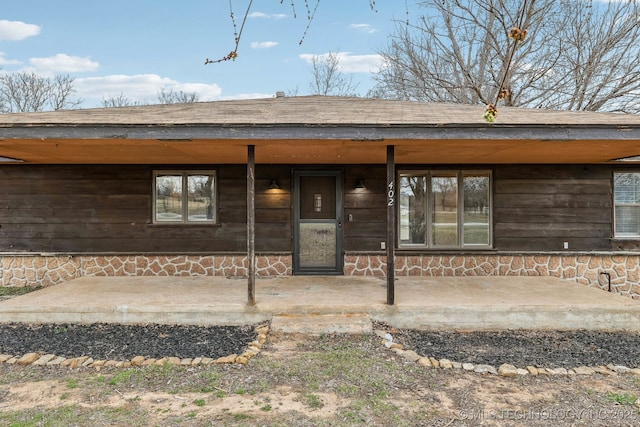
xmin=268 ymin=179 xmax=281 ymax=190
xmin=354 ymin=179 xmax=366 ymax=189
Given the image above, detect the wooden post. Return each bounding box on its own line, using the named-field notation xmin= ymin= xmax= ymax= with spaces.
xmin=247 ymin=145 xmax=256 ymax=306
xmin=386 ymin=145 xmax=395 ymax=305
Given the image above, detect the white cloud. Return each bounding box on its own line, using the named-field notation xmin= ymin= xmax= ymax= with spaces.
xmin=249 ymin=11 xmax=288 ymax=19
xmin=0 ymin=20 xmax=40 ymax=41
xmin=29 ymin=54 xmax=99 ymax=73
xmin=300 ymin=52 xmax=383 ymax=73
xmin=350 ymin=23 xmax=376 ymax=34
xmin=0 ymin=51 xmax=21 ymax=66
xmin=250 ymin=41 xmax=279 ymax=49
xmin=74 ymin=74 xmax=222 ymax=106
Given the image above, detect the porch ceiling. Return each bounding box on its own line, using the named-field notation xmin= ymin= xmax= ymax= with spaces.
xmin=1 ymin=137 xmax=640 ymax=164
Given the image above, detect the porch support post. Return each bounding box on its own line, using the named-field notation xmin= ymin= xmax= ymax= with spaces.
xmin=386 ymin=145 xmax=396 ymax=305
xmin=247 ymin=145 xmax=256 ymax=306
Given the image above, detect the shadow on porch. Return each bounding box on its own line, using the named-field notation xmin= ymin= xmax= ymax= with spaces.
xmin=1 ymin=275 xmax=640 ymax=332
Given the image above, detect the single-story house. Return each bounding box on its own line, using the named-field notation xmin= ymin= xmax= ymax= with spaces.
xmin=2 ymin=95 xmax=640 ymax=303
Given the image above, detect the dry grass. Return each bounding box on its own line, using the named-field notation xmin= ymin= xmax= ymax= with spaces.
xmin=1 ymin=333 xmax=640 ymax=426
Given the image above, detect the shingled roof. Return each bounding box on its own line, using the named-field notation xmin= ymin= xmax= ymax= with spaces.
xmin=1 ymin=95 xmax=639 ymax=127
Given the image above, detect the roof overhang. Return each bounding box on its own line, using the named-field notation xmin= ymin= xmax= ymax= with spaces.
xmin=2 ymin=97 xmax=640 ymax=165
xmin=2 ymin=125 xmax=640 ymax=164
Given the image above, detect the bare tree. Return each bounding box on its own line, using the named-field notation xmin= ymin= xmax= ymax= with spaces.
xmin=0 ymin=71 xmax=81 ymax=112
xmin=101 ymin=93 xmax=143 ymax=108
xmin=373 ymin=0 xmax=640 ymax=113
xmin=157 ymin=87 xmax=199 ymax=104
xmin=307 ymin=52 xmax=360 ymax=97
xmin=206 ymin=1 xmax=378 ymax=64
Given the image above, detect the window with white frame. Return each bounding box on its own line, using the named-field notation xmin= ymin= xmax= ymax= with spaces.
xmin=399 ymin=171 xmax=491 ymax=248
xmin=153 ymin=171 xmax=216 ymax=224
xmin=614 ymin=172 xmax=640 ymax=238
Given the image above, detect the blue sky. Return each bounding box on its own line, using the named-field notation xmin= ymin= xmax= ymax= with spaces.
xmin=0 ymin=1 xmax=411 ymax=108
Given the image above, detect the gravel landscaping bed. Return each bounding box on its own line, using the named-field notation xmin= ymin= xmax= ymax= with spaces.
xmin=3 ymin=321 xmax=640 ymax=369
xmin=397 ymin=329 xmax=640 ymax=368
xmin=0 ymin=323 xmax=256 ymax=360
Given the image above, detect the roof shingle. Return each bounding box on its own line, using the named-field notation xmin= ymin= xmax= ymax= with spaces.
xmin=1 ymin=95 xmax=639 ymax=127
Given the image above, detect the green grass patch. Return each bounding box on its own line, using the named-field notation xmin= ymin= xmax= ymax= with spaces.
xmin=0 ymin=286 xmax=42 ymax=297
xmin=0 ymin=405 xmax=149 ymax=427
xmin=253 ymin=342 xmax=398 ymax=398
xmin=607 ymin=392 xmax=638 ymax=406
xmin=304 ymin=393 xmax=324 ymax=409
xmin=108 ymin=368 xmax=138 ymax=386
xmin=65 ymin=379 xmax=79 ymax=389
xmin=234 ymin=413 xmax=252 ymax=421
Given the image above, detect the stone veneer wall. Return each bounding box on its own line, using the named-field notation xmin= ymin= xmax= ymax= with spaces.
xmin=2 ymin=253 xmax=639 ymax=299
xmin=344 ymin=253 xmax=640 ymax=299
xmin=0 ymin=255 xmax=292 ymax=288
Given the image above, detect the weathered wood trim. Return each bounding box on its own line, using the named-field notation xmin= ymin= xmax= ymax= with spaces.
xmin=4 ymin=124 xmax=640 ymax=141
xmin=386 ymin=145 xmax=396 ymax=305
xmin=247 ymin=146 xmax=256 ymax=306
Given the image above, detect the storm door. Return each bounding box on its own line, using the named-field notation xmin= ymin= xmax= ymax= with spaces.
xmin=293 ymin=171 xmax=343 ymax=275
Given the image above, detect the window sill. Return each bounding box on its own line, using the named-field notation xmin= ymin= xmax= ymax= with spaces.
xmin=147 ymin=223 xmax=221 ymax=228
xmin=396 ymin=247 xmax=496 ymax=255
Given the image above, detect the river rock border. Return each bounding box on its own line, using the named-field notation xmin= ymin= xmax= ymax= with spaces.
xmin=0 ymin=324 xmax=269 ymax=370
xmin=376 ymin=329 xmax=640 ymax=377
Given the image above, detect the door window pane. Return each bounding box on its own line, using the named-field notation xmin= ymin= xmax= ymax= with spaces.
xmin=400 ymin=175 xmax=427 ymax=244
xmin=463 ymin=174 xmax=490 ymax=245
xmin=432 ymin=175 xmax=458 ymax=246
xmin=300 ymin=176 xmax=336 ymax=219
xmin=299 ymin=223 xmax=337 ymax=268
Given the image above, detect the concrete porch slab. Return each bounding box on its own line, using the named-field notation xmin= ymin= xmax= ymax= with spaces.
xmin=270 ymin=314 xmax=373 ymax=334
xmin=1 ymin=275 xmax=639 ymax=331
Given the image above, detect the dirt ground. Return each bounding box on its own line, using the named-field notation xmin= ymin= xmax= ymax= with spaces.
xmin=2 ymin=332 xmax=640 ymax=426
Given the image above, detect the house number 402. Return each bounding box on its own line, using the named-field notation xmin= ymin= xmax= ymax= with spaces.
xmin=387 ymin=181 xmax=395 ymax=207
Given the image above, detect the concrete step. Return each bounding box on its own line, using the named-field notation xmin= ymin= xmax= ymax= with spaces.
xmin=270 ymin=313 xmax=372 ymax=334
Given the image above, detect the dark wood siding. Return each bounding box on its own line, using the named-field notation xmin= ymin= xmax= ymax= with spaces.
xmin=0 ymin=164 xmax=295 ymax=254
xmin=0 ymin=163 xmax=623 ymax=254
xmin=343 ymin=166 xmax=386 ymax=251
xmin=254 ymin=165 xmax=292 ymax=252
xmin=493 ymin=165 xmax=613 ymax=251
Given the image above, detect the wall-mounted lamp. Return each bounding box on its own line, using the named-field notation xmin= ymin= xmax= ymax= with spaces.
xmin=268 ymin=179 xmax=281 ymax=190
xmin=354 ymin=179 xmax=366 ymax=189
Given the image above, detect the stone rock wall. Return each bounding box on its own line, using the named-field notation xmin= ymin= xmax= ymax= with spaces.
xmin=2 ymin=253 xmax=638 ymax=299
xmin=345 ymin=253 xmax=640 ymax=299
xmin=0 ymin=254 xmax=291 ymax=287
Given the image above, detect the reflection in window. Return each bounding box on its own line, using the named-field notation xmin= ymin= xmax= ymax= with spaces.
xmin=155 ymin=171 xmax=215 ymax=224
xmin=156 ymin=175 xmax=183 ymax=222
xmin=400 ymin=176 xmax=426 ymax=245
xmin=463 ymin=175 xmax=490 ymax=245
xmin=399 ymin=171 xmax=491 ymax=248
xmin=187 ymin=175 xmax=215 ymax=222
xmin=614 ymin=172 xmax=640 ymax=237
xmin=432 ymin=175 xmax=458 ymax=246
